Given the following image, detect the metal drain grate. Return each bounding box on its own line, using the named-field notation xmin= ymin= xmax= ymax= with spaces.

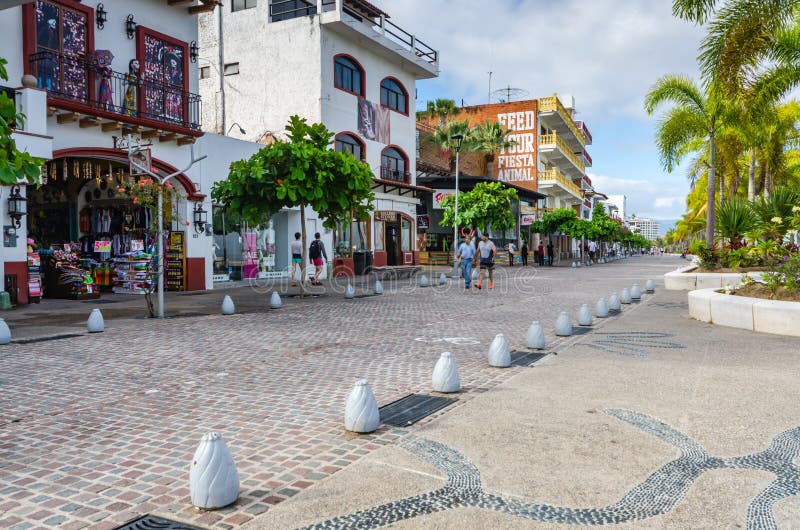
xmin=83 ymin=299 xmax=118 ymax=304
xmin=113 ymin=515 xmax=203 ymax=530
xmin=13 ymin=333 xmax=84 ymax=345
xmin=608 ymin=309 xmax=622 ymax=315
xmin=509 ymin=351 xmax=549 ymax=366
xmin=379 ymin=393 xmax=458 ymax=427
xmin=572 ymin=326 xmax=592 ymax=335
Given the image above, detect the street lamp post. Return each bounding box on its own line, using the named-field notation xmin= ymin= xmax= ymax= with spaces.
xmin=450 ymin=133 xmax=464 ymax=278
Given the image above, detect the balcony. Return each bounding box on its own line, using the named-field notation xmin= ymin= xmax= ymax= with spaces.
xmin=575 ymin=120 xmax=592 ymax=145
xmin=582 ymin=150 xmax=592 ymax=167
xmin=269 ymin=0 xmax=439 ymax=78
xmin=538 ymin=168 xmax=583 ymax=201
xmin=29 ymin=51 xmax=202 ymax=142
xmin=379 ymin=165 xmax=411 ymax=183
xmin=538 ymin=133 xmax=585 ymax=178
xmin=538 ymin=95 xmax=584 ymax=151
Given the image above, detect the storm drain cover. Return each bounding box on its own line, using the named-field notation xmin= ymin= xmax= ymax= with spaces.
xmin=509 ymin=351 xmax=550 ymax=366
xmin=113 ymin=515 xmax=203 ymax=530
xmin=608 ymin=309 xmax=622 ymax=315
xmin=572 ymin=326 xmax=593 ymax=335
xmin=379 ymin=393 xmax=458 ymax=427
xmin=13 ymin=333 xmax=83 ymax=345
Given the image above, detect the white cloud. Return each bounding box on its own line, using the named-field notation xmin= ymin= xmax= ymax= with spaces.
xmin=588 ymin=173 xmax=686 ymax=220
xmin=654 ymin=197 xmax=682 ymax=208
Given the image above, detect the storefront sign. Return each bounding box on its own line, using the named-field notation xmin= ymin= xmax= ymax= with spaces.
xmin=375 ymin=211 xmax=397 ymax=222
xmin=520 ymin=204 xmax=536 ymax=215
xmin=129 ymin=148 xmax=152 ymax=176
xmin=520 ymin=214 xmax=535 ymax=226
xmin=495 ymin=110 xmax=536 ymax=184
xmin=131 ymin=240 xmax=144 ymax=251
xmin=417 ymin=215 xmax=430 ymax=229
xmin=433 ymin=189 xmax=453 ymax=209
xmin=94 ymin=240 xmax=111 ymax=252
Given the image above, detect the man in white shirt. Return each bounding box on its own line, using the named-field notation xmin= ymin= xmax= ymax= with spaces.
xmin=455 ymin=234 xmax=476 ymax=289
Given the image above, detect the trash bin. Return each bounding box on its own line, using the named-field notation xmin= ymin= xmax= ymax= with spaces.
xmin=365 ymin=251 xmax=373 ymax=273
xmin=353 ymin=250 xmax=368 ymax=275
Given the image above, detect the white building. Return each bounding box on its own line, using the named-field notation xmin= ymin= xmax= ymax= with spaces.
xmin=0 ymin=0 xmax=262 ymax=305
xmin=199 ymin=0 xmax=439 ymax=271
xmin=628 ymin=216 xmax=659 ymax=241
xmin=605 ymin=194 xmax=627 ymax=220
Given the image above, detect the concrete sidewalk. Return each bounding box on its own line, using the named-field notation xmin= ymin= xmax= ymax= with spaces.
xmin=243 ymin=287 xmax=800 ymax=529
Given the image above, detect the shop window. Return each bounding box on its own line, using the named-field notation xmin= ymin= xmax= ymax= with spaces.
xmin=200 ymin=66 xmax=211 ymax=79
xmin=29 ymin=0 xmax=90 ymax=99
xmin=401 ymin=217 xmax=412 ymax=251
xmin=334 ymin=218 xmax=369 ymax=257
xmin=380 ymin=77 xmax=407 ymax=114
xmin=224 ymin=62 xmax=239 ymax=76
xmin=232 ymin=0 xmax=257 ymax=12
xmin=138 ymin=28 xmax=188 ymax=125
xmin=380 ymin=146 xmax=408 ymax=182
xmin=334 ymin=132 xmax=364 ymax=161
xmin=334 ymin=55 xmax=363 ymax=96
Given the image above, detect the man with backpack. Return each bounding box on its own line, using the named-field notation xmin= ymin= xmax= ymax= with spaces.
xmin=309 ymin=232 xmax=328 ymax=286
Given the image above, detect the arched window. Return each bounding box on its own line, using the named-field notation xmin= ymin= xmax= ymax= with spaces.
xmin=381 ymin=146 xmax=408 ymax=182
xmin=334 ymin=132 xmax=365 ymax=161
xmin=334 ymin=55 xmax=364 ymax=96
xmin=380 ymin=77 xmax=408 ymax=114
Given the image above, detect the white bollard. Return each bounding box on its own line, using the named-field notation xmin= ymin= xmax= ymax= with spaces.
xmin=472 ymin=269 xmax=479 ymax=281
xmin=620 ymin=288 xmax=632 ymax=304
xmin=87 ymin=308 xmax=104 ymax=333
xmin=609 ymin=292 xmax=622 ymax=311
xmin=577 ymin=304 xmax=593 ymax=326
xmin=221 ymin=295 xmax=235 ymax=315
xmin=189 ymin=432 xmax=239 ymax=510
xmin=344 ymin=283 xmax=355 ymax=299
xmin=526 ymin=321 xmax=546 ymax=350
xmin=439 ymin=273 xmax=447 ymax=285
xmin=645 ymin=279 xmax=656 ymax=293
xmin=373 ymin=280 xmax=383 ymax=295
xmin=0 ymin=318 xmax=10 ymax=345
xmin=270 ymin=291 xmax=282 ymax=309
xmin=571 ymin=261 xmax=577 ymax=268
xmin=595 ymin=298 xmax=609 ymax=318
xmin=419 ymin=274 xmax=430 ymax=287
xmin=488 ymin=333 xmax=511 ymax=367
xmin=554 ymin=311 xmax=573 ymax=336
xmin=631 ymin=284 xmax=642 ymax=300
xmin=344 ymin=379 xmax=380 ymax=433
xmin=432 ymin=352 xmax=461 ymax=393
xmin=577 ymin=261 xmax=583 ymax=267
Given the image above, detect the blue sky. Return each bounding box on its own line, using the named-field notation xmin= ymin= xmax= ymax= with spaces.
xmin=374 ymin=0 xmax=707 ymax=222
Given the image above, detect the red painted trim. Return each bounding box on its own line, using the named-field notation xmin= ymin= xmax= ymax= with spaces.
xmin=379 ymin=76 xmax=409 ymax=117
xmin=51 ymin=147 xmax=205 ymax=200
xmin=334 ymin=131 xmax=366 ymax=161
xmin=136 ymin=25 xmax=191 ymax=127
xmin=23 ymin=0 xmax=96 ymax=77
xmin=185 ymin=257 xmax=206 ymax=291
xmin=333 ymin=53 xmax=365 ymax=97
xmin=5 ymin=261 xmax=29 ymax=305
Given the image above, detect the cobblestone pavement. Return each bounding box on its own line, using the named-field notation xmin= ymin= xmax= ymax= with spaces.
xmin=0 ymin=256 xmax=678 ymax=529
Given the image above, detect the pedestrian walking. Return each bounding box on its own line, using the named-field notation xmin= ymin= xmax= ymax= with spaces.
xmin=547 ymin=240 xmax=555 ymax=266
xmin=290 ymin=232 xmax=302 ymax=286
xmin=537 ymin=241 xmax=545 ymax=266
xmin=475 ymin=233 xmax=497 ymax=289
xmin=507 ymin=242 xmax=515 ymax=266
xmin=456 ymin=234 xmax=476 ymax=289
xmin=521 ymin=241 xmax=529 ymax=266
xmin=308 ymin=232 xmax=328 ymax=286
xmin=588 ymin=240 xmax=597 ymax=262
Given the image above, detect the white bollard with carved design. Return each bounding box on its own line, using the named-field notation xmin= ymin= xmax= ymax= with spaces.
xmin=554 ymin=311 xmax=573 ymax=336
xmin=526 ymin=321 xmax=546 ymax=349
xmin=373 ymin=280 xmax=383 ymax=295
xmin=432 ymin=351 xmax=461 ymax=393
xmin=0 ymin=318 xmax=10 ymax=345
xmin=631 ymin=284 xmax=642 ymax=300
xmin=577 ymin=304 xmax=593 ymax=326
xmin=344 ymin=379 xmax=380 ymax=433
xmin=419 ymin=274 xmax=430 ymax=287
xmin=439 ymin=273 xmax=447 ymax=285
xmin=221 ymin=295 xmax=235 ymax=315
xmin=620 ymin=288 xmax=632 ymax=304
xmin=189 ymin=432 xmax=239 ymax=510
xmin=487 ymin=333 xmax=511 ymax=367
xmin=609 ymin=292 xmax=622 ymax=311
xmin=344 ymin=282 xmax=355 ymax=299
xmin=270 ymin=291 xmax=282 ymax=309
xmin=595 ymin=298 xmax=609 ymax=318
xmin=645 ymin=279 xmax=655 ymax=293
xmin=87 ymin=308 xmax=104 ymax=333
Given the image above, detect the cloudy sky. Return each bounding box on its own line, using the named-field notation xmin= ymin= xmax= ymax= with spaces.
xmin=373 ymin=0 xmax=707 ymax=221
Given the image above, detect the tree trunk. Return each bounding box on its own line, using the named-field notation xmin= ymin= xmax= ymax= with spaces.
xmin=705 ymin=130 xmax=716 ymax=245
xmin=747 ymin=147 xmax=756 ymax=201
xmin=300 ymin=202 xmax=307 ymax=295
xmin=764 ymin=165 xmax=772 ymax=198
xmin=718 ymin=168 xmax=724 ymax=201
xmin=486 ymin=154 xmax=494 ymax=179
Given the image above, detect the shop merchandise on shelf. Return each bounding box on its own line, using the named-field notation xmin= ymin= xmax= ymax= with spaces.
xmin=112 ymin=252 xmax=155 ymax=295
xmin=38 ymin=247 xmax=100 ymax=300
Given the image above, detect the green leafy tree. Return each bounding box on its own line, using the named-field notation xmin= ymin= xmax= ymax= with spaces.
xmin=0 ymin=57 xmax=42 ymax=184
xmin=439 ymin=181 xmax=517 ymax=233
xmin=211 ymin=115 xmax=375 ymax=286
xmin=530 ymin=207 xmax=577 ymax=237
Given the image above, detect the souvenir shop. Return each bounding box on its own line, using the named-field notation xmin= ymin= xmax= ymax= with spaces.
xmin=25 ymin=155 xmax=188 ymax=301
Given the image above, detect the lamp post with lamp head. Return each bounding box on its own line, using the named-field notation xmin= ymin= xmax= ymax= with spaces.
xmin=450 ymin=133 xmax=464 ymax=278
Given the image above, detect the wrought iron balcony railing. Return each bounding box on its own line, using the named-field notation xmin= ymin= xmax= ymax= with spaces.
xmin=29 ymin=51 xmax=201 ymax=132
xmin=380 ymin=165 xmax=410 ymax=183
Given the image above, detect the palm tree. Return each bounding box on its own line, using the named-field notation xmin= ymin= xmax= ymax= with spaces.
xmin=468 ymin=120 xmax=516 ymax=179
xmin=427 ymin=119 xmax=472 ymax=173
xmin=418 ymin=98 xmax=458 ymax=127
xmin=645 ymin=75 xmax=724 ymax=244
xmin=715 ymin=195 xmax=755 ymax=247
xmin=759 ymin=101 xmax=800 ymax=195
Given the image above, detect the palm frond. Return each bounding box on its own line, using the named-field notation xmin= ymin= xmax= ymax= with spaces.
xmin=644 ymin=75 xmax=708 ymax=117
xmin=673 ymin=0 xmax=719 ymax=22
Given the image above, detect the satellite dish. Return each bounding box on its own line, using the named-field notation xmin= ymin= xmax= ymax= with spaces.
xmin=491 ymin=86 xmax=530 ymax=103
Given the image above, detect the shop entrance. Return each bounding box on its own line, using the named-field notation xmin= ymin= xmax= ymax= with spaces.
xmin=385 ymin=221 xmax=400 ymax=266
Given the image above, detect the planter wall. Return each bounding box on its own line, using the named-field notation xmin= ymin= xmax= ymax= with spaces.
xmin=666 ymin=263 xmax=765 ymax=291
xmin=688 ymin=288 xmax=800 ymax=337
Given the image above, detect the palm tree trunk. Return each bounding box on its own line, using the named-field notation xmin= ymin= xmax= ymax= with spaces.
xmin=718 ymin=169 xmax=724 ymax=201
xmin=747 ymin=147 xmax=756 ymax=201
xmin=705 ymin=130 xmax=716 ymax=245
xmin=764 ymin=165 xmax=772 ymax=198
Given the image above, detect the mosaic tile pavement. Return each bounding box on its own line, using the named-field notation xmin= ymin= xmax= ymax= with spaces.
xmin=303 ymin=409 xmax=800 ymax=529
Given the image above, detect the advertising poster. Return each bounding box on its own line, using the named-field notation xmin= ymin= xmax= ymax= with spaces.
xmin=357 ymin=97 xmax=390 ymax=144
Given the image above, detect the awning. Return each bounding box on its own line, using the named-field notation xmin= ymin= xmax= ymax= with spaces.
xmin=372 ymin=178 xmax=433 ymax=199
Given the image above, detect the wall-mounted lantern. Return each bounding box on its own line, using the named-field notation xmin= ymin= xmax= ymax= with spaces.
xmin=193 ymin=202 xmax=208 ymax=233
xmin=190 ymin=41 xmax=199 ymax=63
xmin=96 ymin=3 xmax=108 ymax=29
xmin=7 ymin=185 xmax=27 ymax=229
xmin=125 ymin=14 xmax=137 ymax=39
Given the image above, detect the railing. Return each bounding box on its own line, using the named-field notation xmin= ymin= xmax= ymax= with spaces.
xmin=576 ymin=120 xmax=593 ymax=144
xmin=538 ymin=133 xmax=586 ymax=173
xmin=582 ymin=150 xmax=593 ymax=167
xmin=372 ymin=16 xmax=438 ymax=65
xmin=380 ymin=166 xmax=411 ymax=183
xmin=269 ymin=0 xmax=317 ymax=21
xmin=538 ymin=168 xmax=583 ymax=199
xmin=538 ymin=95 xmax=584 ymax=147
xmin=29 ymin=51 xmax=201 ymax=131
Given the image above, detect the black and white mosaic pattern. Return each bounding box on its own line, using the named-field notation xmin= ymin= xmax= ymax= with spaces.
xmin=303 ymin=409 xmax=800 ymax=529
xmin=584 ymin=332 xmax=686 ymax=357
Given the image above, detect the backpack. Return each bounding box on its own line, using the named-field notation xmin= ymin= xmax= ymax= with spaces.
xmin=309 ymin=240 xmax=322 ymax=259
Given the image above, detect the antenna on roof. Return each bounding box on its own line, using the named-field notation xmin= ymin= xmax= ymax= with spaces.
xmin=487 ymin=71 xmax=492 ymax=104
xmin=490 ymin=85 xmax=529 ymax=103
